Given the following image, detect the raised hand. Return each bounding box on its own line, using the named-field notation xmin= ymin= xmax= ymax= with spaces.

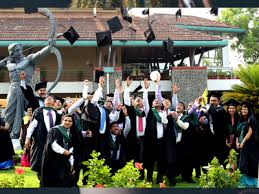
xmin=144 ymin=78 xmax=150 ymax=89
xmin=98 ymin=76 xmax=105 ymax=88
xmin=172 ymin=83 xmax=180 ymax=94
xmin=126 ymin=76 xmax=133 ymax=87
xmin=122 ymin=106 xmax=128 ymax=116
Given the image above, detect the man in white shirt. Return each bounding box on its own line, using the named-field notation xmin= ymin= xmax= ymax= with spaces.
xmin=24 ymin=95 xmax=61 ymax=186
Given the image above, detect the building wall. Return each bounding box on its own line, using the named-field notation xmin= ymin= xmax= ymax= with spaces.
xmin=171 ymin=66 xmax=207 ymax=105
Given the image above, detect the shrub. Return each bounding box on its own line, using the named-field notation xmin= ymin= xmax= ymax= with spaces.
xmin=111 ymin=160 xmax=152 ymax=188
xmin=199 ymin=149 xmax=241 ymax=188
xmin=82 ymin=151 xmax=112 ymax=188
xmin=82 ymin=151 xmax=152 ymax=188
xmin=0 ymin=168 xmax=25 ymax=188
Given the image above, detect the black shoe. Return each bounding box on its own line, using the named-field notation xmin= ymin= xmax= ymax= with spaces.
xmin=156 ymin=176 xmax=163 ymax=184
xmin=169 ymin=178 xmax=177 ymax=187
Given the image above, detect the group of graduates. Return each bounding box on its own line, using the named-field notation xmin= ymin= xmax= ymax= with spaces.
xmin=1 ymin=73 xmax=259 ymax=188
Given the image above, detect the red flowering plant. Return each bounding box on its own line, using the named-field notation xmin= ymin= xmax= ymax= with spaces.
xmin=14 ymin=167 xmax=25 ymax=187
xmin=0 ymin=167 xmax=25 ymax=188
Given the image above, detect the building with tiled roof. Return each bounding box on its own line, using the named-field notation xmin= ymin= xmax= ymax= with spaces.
xmin=0 ymin=9 xmax=244 ymax=103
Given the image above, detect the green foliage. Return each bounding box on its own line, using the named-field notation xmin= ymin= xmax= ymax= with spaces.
xmin=219 ymin=8 xmax=259 ymax=64
xmin=82 ymin=151 xmax=112 ymax=187
xmin=222 ymin=64 xmax=259 ymax=114
xmin=0 ymin=169 xmax=25 ymax=188
xmin=199 ymin=149 xmax=241 ymax=188
xmin=111 ymin=160 xmax=152 ymax=188
xmin=82 ymin=151 xmax=152 ymax=188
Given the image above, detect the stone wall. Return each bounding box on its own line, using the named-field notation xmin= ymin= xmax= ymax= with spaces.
xmin=171 ymin=66 xmax=207 ymax=106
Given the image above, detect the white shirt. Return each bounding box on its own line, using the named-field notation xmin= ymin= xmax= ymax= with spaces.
xmin=26 ymin=108 xmax=56 ymax=138
xmin=156 ymin=111 xmax=168 ymax=139
xmin=51 ymin=128 xmax=74 ymax=166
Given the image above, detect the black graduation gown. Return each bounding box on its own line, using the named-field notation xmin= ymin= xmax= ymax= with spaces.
xmin=164 ymin=116 xmax=177 ymax=180
xmin=208 ymin=105 xmax=228 ymax=164
xmin=20 ymin=85 xmax=44 ymax=111
xmin=0 ymin=118 xmax=15 ymax=163
xmin=143 ymin=109 xmax=166 ymax=181
xmin=41 ymin=127 xmax=74 ymax=187
xmin=104 ymin=132 xmax=126 ymax=174
xmin=174 ymin=114 xmax=195 ymax=179
xmin=237 ymin=116 xmax=259 ymax=178
xmin=30 ymin=107 xmax=61 ymax=173
xmin=125 ymin=105 xmax=146 ymax=162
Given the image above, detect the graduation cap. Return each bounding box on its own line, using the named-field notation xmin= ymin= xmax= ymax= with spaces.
xmin=120 ymin=7 xmax=132 ymax=23
xmin=207 ymin=91 xmax=223 ymax=100
xmin=106 ymin=93 xmax=114 ymax=98
xmin=95 ymin=70 xmax=105 ymax=83
xmin=241 ymin=101 xmax=256 ymax=109
xmin=210 ymin=8 xmax=219 ymax=16
xmin=223 ymin=99 xmax=240 ymax=107
xmin=24 ymin=3 xmax=38 ymax=14
xmin=175 ymin=8 xmax=182 ymax=20
xmin=54 ymin=95 xmax=65 ymax=105
xmin=63 ymin=26 xmax=80 ymax=45
xmin=142 ymin=8 xmax=149 ymax=15
xmin=107 ymin=16 xmax=123 ymax=33
xmin=35 ymin=81 xmax=47 ymax=91
xmin=131 ymin=84 xmax=143 ymax=98
xmin=163 ymin=38 xmax=174 ymax=55
xmin=144 ymin=24 xmax=155 ymax=43
xmin=96 ymin=31 xmax=112 ymax=47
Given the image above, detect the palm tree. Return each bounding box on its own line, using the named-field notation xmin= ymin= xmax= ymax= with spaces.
xmin=222 ymin=64 xmax=259 ymax=115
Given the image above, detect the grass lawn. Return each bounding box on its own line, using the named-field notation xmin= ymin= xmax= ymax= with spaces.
xmin=0 ymin=166 xmax=199 ymax=188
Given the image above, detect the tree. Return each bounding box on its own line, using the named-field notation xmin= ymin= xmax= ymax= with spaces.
xmin=218 ymin=8 xmax=259 ymax=64
xmin=222 ymin=64 xmax=259 ymax=115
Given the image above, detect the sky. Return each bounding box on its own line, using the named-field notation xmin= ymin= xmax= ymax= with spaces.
xmin=129 ymin=8 xmax=245 ymax=68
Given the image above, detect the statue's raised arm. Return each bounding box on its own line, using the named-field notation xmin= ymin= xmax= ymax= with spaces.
xmin=3 ymin=8 xmax=63 ymax=139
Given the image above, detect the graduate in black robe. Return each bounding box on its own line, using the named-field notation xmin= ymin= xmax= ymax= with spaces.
xmin=41 ymin=114 xmax=75 ymax=187
xmin=0 ymin=116 xmax=15 ymax=169
xmin=206 ymin=92 xmax=228 ymax=164
xmin=236 ymin=102 xmax=259 ymax=186
xmin=24 ymin=96 xmax=61 ymax=186
xmin=20 ymin=81 xmax=47 ymax=112
xmin=143 ymin=98 xmax=168 ymax=184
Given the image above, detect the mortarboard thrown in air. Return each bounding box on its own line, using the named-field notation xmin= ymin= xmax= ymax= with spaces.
xmin=24 ymin=2 xmax=38 ymax=14
xmin=131 ymin=84 xmax=143 ymax=98
xmin=95 ymin=70 xmax=105 ymax=83
xmin=96 ymin=31 xmax=112 ymax=47
xmin=63 ymin=26 xmax=80 ymax=45
xmin=163 ymin=38 xmax=174 ymax=55
xmin=120 ymin=6 xmax=132 ymax=23
xmin=107 ymin=16 xmax=123 ymax=33
xmin=106 ymin=93 xmax=114 ymax=98
xmin=35 ymin=81 xmax=47 ymax=91
xmin=223 ymin=99 xmax=240 ymax=107
xmin=144 ymin=24 xmax=155 ymax=43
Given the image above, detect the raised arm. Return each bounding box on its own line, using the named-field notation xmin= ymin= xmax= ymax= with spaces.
xmin=123 ymin=76 xmax=132 ymax=107
xmin=171 ymin=83 xmax=180 ymax=110
xmin=143 ymin=78 xmax=150 ymax=115
xmin=91 ymin=76 xmax=104 ymax=104
xmin=0 ymin=57 xmax=7 ymax=68
xmin=27 ymin=45 xmax=52 ymax=64
xmin=113 ymin=78 xmax=122 ymax=109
